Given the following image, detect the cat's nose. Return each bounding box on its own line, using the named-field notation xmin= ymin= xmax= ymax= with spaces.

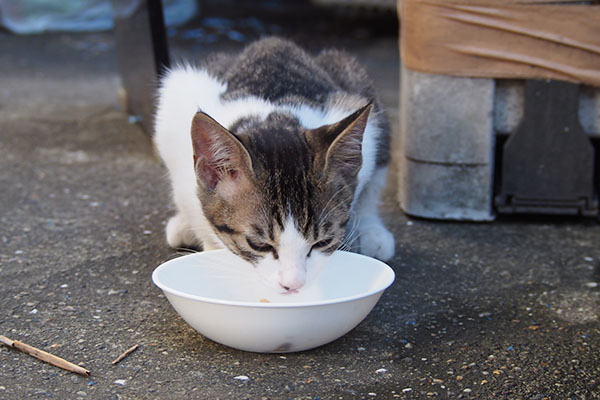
xmin=278 ymin=257 xmax=307 ymax=291
xmin=280 ymin=283 xmax=302 ymax=292
xmin=279 ymin=276 xmax=304 ymax=292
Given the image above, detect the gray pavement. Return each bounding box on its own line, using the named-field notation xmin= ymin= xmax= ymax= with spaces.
xmin=1 ymin=11 xmax=599 ymax=400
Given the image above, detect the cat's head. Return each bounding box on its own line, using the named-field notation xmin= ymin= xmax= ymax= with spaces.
xmin=190 ymin=104 xmax=371 ymax=291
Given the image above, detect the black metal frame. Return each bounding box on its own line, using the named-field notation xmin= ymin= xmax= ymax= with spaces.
xmin=495 ymin=80 xmax=598 ymax=216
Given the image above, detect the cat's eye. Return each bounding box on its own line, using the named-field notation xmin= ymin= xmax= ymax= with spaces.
xmin=246 ymin=238 xmax=278 ymax=259
xmin=308 ymin=237 xmax=333 ymax=257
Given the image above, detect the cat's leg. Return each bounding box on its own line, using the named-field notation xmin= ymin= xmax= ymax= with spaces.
xmin=166 ymin=185 xmax=223 ymax=251
xmin=353 ymin=166 xmax=395 ymax=261
xmin=165 ymin=212 xmax=222 ymax=250
xmin=166 ymin=212 xmax=198 ymax=249
xmin=197 ymin=232 xmax=222 ymax=251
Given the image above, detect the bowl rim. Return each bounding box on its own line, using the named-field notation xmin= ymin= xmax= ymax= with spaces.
xmin=152 ymin=250 xmax=395 ymax=308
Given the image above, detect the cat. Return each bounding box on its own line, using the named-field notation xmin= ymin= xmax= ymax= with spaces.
xmin=154 ymin=37 xmax=394 ymax=292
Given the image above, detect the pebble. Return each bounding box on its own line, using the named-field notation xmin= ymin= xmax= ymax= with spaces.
xmin=585 ymin=282 xmax=598 ymax=288
xmin=234 ymin=375 xmax=249 ymax=381
xmin=402 ymin=388 xmax=412 ymax=393
xmin=368 ymin=393 xmax=376 ymax=397
xmin=0 ymin=386 xmax=5 ymax=390
xmin=463 ymin=388 xmax=472 ymax=393
xmin=375 ymin=368 xmax=387 ymax=374
xmin=114 ymin=379 xmax=126 ymax=386
xmin=76 ymin=391 xmax=87 ymax=397
xmin=432 ymin=378 xmax=443 ymax=384
xmin=584 ymin=256 xmax=593 ymax=262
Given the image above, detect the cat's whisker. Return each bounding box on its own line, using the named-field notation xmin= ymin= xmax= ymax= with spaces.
xmin=339 ymin=214 xmax=360 ymax=251
xmin=319 ymin=194 xmax=342 ymax=222
xmin=318 ymin=186 xmax=348 ymax=222
xmin=175 ymin=247 xmax=200 ymax=253
xmin=338 ymin=235 xmax=360 ymax=252
xmin=343 ymin=233 xmax=360 ymax=249
xmin=318 ymin=203 xmax=351 ymax=236
xmin=338 ymin=228 xmax=360 ymax=251
xmin=340 ymin=234 xmax=359 ymax=251
xmin=318 ymin=201 xmax=347 ymax=225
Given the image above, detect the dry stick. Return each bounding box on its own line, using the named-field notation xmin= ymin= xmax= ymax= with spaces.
xmin=111 ymin=344 xmax=139 ymax=365
xmin=0 ymin=334 xmax=90 ymax=377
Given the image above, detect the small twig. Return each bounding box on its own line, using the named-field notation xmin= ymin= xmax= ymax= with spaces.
xmin=111 ymin=344 xmax=139 ymax=365
xmin=0 ymin=334 xmax=90 ymax=377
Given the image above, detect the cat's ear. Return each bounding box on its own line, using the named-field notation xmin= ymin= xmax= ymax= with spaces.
xmin=307 ymin=103 xmax=372 ymax=182
xmin=191 ymin=112 xmax=253 ymax=192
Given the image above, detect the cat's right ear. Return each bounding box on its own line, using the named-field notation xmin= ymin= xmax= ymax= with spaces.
xmin=191 ymin=112 xmax=253 ymax=192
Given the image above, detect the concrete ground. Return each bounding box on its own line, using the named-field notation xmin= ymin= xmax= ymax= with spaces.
xmin=1 ymin=5 xmax=599 ymax=400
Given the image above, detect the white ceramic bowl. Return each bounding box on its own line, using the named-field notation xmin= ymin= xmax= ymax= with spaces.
xmin=152 ymin=249 xmax=395 ymax=353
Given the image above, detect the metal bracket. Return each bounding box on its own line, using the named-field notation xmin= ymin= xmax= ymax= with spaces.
xmin=495 ymin=80 xmax=598 ymax=216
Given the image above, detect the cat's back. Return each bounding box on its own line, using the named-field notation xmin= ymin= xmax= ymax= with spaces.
xmin=214 ymin=37 xmax=338 ymax=105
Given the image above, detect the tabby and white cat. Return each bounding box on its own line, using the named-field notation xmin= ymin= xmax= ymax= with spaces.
xmin=154 ymin=37 xmax=394 ymax=291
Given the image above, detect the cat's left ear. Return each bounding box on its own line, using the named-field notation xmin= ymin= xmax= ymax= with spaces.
xmin=191 ymin=112 xmax=253 ymax=193
xmin=306 ymin=103 xmax=372 ymax=182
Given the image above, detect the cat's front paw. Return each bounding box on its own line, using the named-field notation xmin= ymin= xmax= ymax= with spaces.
xmin=166 ymin=213 xmax=199 ymax=249
xmin=358 ymin=222 xmax=395 ymax=261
